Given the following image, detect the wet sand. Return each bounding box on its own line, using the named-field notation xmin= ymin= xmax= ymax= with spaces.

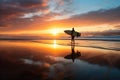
xmin=0 ymin=40 xmax=120 ymax=80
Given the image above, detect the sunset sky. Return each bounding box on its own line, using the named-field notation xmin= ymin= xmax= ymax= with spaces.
xmin=0 ymin=0 xmax=120 ymax=39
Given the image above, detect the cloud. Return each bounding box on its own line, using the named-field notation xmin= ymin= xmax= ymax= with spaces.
xmin=0 ymin=0 xmax=52 ymax=29
xmin=0 ymin=0 xmax=73 ymax=21
xmin=114 ymin=25 xmax=120 ymax=29
xmin=0 ymin=0 xmax=49 ymax=20
xmin=0 ymin=0 xmax=73 ymax=32
xmin=0 ymin=0 xmax=48 ymax=8
xmin=0 ymin=23 xmax=7 ymax=27
xmin=0 ymin=0 xmax=120 ymax=36
xmin=102 ymin=29 xmax=120 ymax=36
xmin=83 ymin=29 xmax=120 ymax=36
xmin=52 ymin=6 xmax=120 ymax=26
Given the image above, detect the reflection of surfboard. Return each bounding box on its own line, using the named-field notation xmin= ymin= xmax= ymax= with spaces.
xmin=64 ymin=30 xmax=81 ymax=37
xmin=64 ymin=52 xmax=81 ymax=62
xmin=64 ymin=53 xmax=81 ymax=59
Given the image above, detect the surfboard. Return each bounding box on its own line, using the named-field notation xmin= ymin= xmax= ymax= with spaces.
xmin=64 ymin=30 xmax=81 ymax=37
xmin=64 ymin=53 xmax=81 ymax=59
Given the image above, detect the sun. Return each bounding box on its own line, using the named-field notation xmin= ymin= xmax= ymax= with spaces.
xmin=52 ymin=30 xmax=58 ymax=35
xmin=50 ymin=29 xmax=59 ymax=36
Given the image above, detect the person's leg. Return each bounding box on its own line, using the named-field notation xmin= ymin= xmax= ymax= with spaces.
xmin=73 ymin=36 xmax=75 ymax=44
xmin=71 ymin=36 xmax=75 ymax=44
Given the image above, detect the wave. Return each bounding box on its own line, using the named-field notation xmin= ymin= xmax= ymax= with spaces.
xmin=76 ymin=38 xmax=120 ymax=41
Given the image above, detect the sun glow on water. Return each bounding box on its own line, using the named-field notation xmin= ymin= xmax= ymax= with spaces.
xmin=53 ymin=40 xmax=57 ymax=48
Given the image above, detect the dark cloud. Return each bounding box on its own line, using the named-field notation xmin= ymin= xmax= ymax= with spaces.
xmin=0 ymin=23 xmax=6 ymax=27
xmin=0 ymin=0 xmax=47 ymax=7
xmin=103 ymin=29 xmax=120 ymax=36
xmin=55 ymin=6 xmax=120 ymax=26
xmin=0 ymin=0 xmax=49 ymax=25
xmin=82 ymin=29 xmax=120 ymax=37
xmin=0 ymin=0 xmax=73 ymax=31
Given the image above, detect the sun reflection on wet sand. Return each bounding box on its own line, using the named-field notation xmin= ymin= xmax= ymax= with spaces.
xmin=53 ymin=40 xmax=57 ymax=48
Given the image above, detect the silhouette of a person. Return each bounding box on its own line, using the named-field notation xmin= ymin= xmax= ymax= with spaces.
xmin=71 ymin=28 xmax=75 ymax=43
xmin=71 ymin=44 xmax=75 ymax=62
xmin=64 ymin=43 xmax=81 ymax=62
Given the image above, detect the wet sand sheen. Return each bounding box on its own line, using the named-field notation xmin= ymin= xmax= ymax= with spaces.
xmin=0 ymin=40 xmax=120 ymax=80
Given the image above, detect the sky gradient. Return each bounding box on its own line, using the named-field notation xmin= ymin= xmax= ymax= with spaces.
xmin=0 ymin=0 xmax=120 ymax=39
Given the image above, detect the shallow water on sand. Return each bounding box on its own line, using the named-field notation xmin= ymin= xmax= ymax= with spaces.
xmin=34 ymin=40 xmax=120 ymax=51
xmin=0 ymin=40 xmax=120 ymax=80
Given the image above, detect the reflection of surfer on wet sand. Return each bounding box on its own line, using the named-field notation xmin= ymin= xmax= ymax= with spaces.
xmin=64 ymin=44 xmax=81 ymax=62
xmin=64 ymin=28 xmax=81 ymax=44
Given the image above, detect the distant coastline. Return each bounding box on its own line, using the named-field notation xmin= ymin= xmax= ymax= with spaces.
xmin=0 ymin=36 xmax=120 ymax=41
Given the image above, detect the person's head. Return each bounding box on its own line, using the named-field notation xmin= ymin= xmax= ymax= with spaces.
xmin=72 ymin=27 xmax=74 ymax=30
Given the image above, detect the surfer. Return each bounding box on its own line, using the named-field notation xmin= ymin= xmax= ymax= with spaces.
xmin=64 ymin=28 xmax=81 ymax=44
xmin=71 ymin=28 xmax=75 ymax=43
